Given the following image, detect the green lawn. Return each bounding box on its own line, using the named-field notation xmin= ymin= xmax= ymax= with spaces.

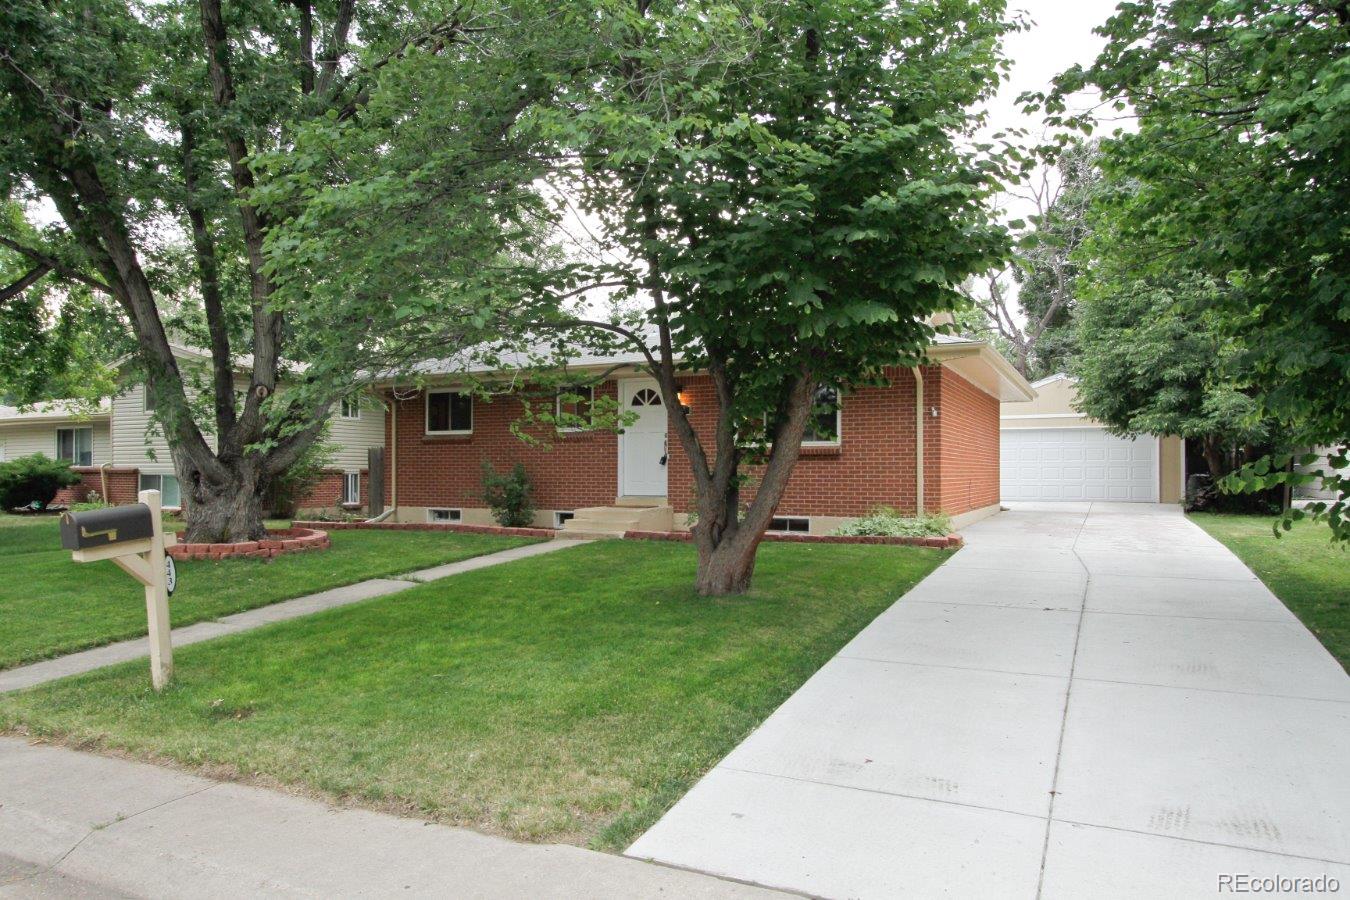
xmin=1191 ymin=512 xmax=1349 ymax=669
xmin=0 ymin=539 xmax=947 ymax=849
xmin=0 ymin=514 xmax=536 ymax=670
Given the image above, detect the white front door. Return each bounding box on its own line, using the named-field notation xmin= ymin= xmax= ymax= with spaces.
xmin=620 ymin=379 xmax=669 ymax=497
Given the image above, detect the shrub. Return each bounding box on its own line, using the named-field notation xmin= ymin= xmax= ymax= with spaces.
xmin=482 ymin=460 xmax=534 ymax=527
xmin=0 ymin=454 xmax=82 ymax=510
xmin=832 ymin=506 xmax=952 ymax=538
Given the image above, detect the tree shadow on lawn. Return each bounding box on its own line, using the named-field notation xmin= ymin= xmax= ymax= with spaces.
xmin=0 ymin=539 xmax=949 ymax=849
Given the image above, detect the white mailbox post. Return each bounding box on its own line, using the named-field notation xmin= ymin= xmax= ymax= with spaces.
xmin=61 ymin=489 xmax=177 ymax=690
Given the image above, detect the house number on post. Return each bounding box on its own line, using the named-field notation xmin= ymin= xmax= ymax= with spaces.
xmin=60 ymin=489 xmax=177 ymax=690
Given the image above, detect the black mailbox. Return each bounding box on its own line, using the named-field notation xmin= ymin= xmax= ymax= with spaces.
xmin=60 ymin=504 xmax=155 ymax=551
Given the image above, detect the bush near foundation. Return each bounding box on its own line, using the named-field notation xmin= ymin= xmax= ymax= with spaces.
xmin=832 ymin=507 xmax=952 ymax=538
xmin=0 ymin=454 xmax=81 ymax=510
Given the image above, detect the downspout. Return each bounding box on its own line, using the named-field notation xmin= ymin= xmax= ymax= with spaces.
xmin=99 ymin=462 xmax=111 ymax=504
xmin=390 ymin=392 xmax=397 ymax=512
xmin=912 ymin=367 xmax=925 ymax=514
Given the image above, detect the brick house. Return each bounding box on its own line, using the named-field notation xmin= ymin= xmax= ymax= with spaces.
xmin=371 ymin=335 xmax=1034 ymax=535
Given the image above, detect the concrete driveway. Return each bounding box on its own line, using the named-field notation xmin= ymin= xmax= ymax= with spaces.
xmin=628 ymin=503 xmax=1350 ymax=898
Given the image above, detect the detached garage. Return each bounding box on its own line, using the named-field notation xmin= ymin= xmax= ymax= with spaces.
xmin=1000 ymin=374 xmax=1184 ymax=504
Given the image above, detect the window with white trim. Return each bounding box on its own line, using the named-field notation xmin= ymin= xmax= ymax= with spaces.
xmin=138 ymin=473 xmax=182 ymax=508
xmin=426 ymin=390 xmax=473 ymax=434
xmin=143 ymin=385 xmax=155 ymax=412
xmin=339 ymin=396 xmax=361 ymax=420
xmin=768 ymin=515 xmax=810 ymax=534
xmin=554 ymin=511 xmax=575 ymax=528
xmin=555 ymin=386 xmax=594 ymax=430
xmin=342 ymin=472 xmax=360 ymax=506
xmin=56 ymin=427 xmax=93 ymax=466
xmin=802 ymin=385 xmax=841 ymax=445
xmin=427 ymin=508 xmax=462 ymax=523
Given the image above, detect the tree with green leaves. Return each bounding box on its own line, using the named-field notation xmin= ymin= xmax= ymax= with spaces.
xmin=1036 ymin=0 xmax=1349 ymax=537
xmin=1 ymin=0 xmax=569 ymax=541
xmin=962 ymin=138 xmax=1102 ymax=380
xmin=1072 ymin=270 xmax=1275 ymax=482
xmin=546 ymin=0 xmax=1017 ymax=593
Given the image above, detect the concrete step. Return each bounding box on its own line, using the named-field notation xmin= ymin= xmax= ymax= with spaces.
xmin=615 ymin=495 xmax=669 ymax=508
xmin=561 ymin=504 xmax=674 ymax=537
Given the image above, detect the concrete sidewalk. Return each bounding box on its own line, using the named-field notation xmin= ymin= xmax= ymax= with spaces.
xmin=0 ymin=539 xmax=585 ymax=694
xmin=0 ymin=738 xmax=780 ymax=899
xmin=628 ymin=503 xmax=1350 ymax=898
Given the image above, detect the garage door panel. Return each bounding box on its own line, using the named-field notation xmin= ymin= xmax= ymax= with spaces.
xmin=1002 ymin=428 xmax=1157 ymax=503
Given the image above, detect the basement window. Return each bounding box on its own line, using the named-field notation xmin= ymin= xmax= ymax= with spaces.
xmin=767 ymin=516 xmax=810 ymax=534
xmin=554 ymin=511 xmax=575 ymax=528
xmin=427 ymin=508 xmax=462 ymax=523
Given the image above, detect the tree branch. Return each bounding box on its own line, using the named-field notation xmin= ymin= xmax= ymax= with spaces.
xmin=0 ymin=236 xmax=112 ymax=295
xmin=0 ymin=263 xmax=51 ymax=303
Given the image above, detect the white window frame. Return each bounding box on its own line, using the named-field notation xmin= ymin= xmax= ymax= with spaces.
xmin=341 ymin=472 xmax=361 ymax=506
xmin=427 ymin=508 xmax=462 ymax=523
xmin=138 ymin=473 xmax=182 ymax=508
xmin=339 ymin=395 xmax=361 ymax=420
xmin=425 ymin=389 xmax=473 ymax=435
xmin=801 ymin=386 xmax=842 ymax=447
xmin=56 ymin=426 xmax=94 ymax=467
xmin=554 ymin=385 xmax=595 ymax=431
xmin=767 ymin=515 xmax=811 ymax=534
xmin=553 ymin=511 xmax=575 ymax=528
xmin=143 ymin=385 xmax=155 ymax=413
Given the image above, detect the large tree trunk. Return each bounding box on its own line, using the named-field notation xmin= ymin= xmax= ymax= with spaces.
xmin=693 ymin=524 xmax=764 ymax=595
xmin=1201 ymin=436 xmax=1229 ymax=481
xmin=685 ymin=372 xmax=817 ymax=596
xmin=179 ymin=459 xmax=269 ymax=543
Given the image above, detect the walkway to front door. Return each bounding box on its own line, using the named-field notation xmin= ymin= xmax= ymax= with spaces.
xmin=619 ymin=378 xmax=668 ymax=497
xmin=627 ymin=502 xmax=1350 ymax=898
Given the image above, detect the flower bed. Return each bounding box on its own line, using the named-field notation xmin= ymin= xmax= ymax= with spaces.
xmin=168 ymin=526 xmax=330 ymax=561
xmin=293 ymin=520 xmax=556 ymax=539
xmin=624 ymin=529 xmax=962 ymax=549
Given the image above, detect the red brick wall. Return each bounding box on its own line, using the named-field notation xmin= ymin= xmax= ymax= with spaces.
xmin=53 ymin=467 xmax=140 ymax=505
xmin=383 ymin=384 xmax=619 ymax=511
xmin=932 ymin=368 xmax=1001 ymax=515
xmin=667 ymin=366 xmax=942 ymax=518
xmin=383 ymin=367 xmax=1001 ymax=519
xmin=299 ymin=469 xmax=370 ymax=510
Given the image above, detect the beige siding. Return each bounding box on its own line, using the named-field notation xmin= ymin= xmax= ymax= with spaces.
xmin=110 ymin=383 xmax=177 ymax=474
xmin=112 ymin=380 xmax=382 ymax=476
xmin=1159 ymin=435 xmax=1184 ymax=503
xmin=0 ymin=419 xmax=111 ymax=464
xmin=327 ymin=394 xmax=386 ymax=472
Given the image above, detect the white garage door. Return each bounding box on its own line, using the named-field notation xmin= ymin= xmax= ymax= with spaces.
xmin=1001 ymin=428 xmax=1158 ymax=502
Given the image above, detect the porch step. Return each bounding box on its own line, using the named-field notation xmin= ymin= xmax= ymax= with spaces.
xmin=560 ymin=504 xmax=674 ymax=538
xmin=615 ymin=495 xmax=669 ymax=508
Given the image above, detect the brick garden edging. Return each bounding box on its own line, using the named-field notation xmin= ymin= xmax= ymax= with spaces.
xmin=168 ymin=527 xmax=331 ymax=561
xmin=624 ymin=530 xmax=963 ymax=549
xmin=293 ymin=520 xmax=556 ymax=539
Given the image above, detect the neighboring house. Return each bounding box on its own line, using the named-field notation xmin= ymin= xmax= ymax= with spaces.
xmin=0 ymin=344 xmax=385 ymax=513
xmin=371 ymin=335 xmax=1034 ymax=535
xmin=1295 ymin=446 xmax=1341 ymax=501
xmin=999 ymin=373 xmax=1184 ymax=504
